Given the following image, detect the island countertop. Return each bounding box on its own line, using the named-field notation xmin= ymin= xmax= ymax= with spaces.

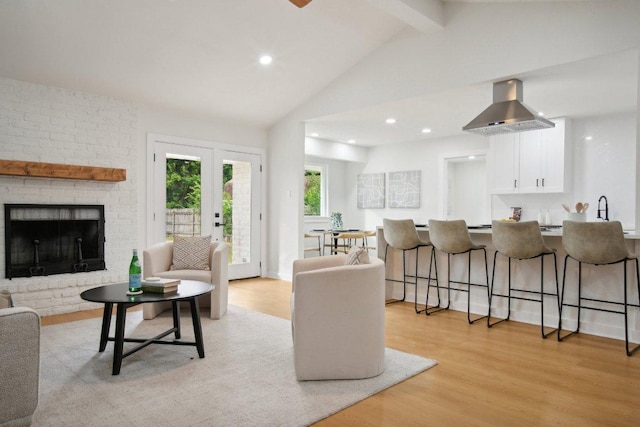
xmin=410 ymin=224 xmax=640 ymax=239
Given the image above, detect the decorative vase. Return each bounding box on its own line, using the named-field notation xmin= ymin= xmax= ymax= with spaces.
xmin=330 ymin=212 xmax=343 ymax=230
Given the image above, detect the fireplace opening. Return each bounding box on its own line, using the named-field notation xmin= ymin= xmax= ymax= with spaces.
xmin=4 ymin=204 xmax=106 ymax=279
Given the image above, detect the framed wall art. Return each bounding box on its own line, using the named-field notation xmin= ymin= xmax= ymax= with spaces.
xmin=357 ymin=173 xmax=385 ymax=209
xmin=388 ymin=170 xmax=421 ymax=208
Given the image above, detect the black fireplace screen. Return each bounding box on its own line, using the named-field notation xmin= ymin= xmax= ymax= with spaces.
xmin=4 ymin=204 xmax=106 ymax=279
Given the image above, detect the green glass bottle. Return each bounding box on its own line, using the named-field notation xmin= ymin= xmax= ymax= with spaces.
xmin=128 ymin=249 xmax=141 ymax=293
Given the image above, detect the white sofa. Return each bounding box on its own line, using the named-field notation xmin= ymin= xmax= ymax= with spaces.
xmin=291 ymin=254 xmax=386 ymax=380
xmin=142 ymin=241 xmax=229 ymax=320
xmin=0 ymin=307 xmax=40 ymax=427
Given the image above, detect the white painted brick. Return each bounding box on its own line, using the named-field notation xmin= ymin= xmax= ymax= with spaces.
xmin=24 ymin=112 xmax=51 ymax=124
xmin=5 ymin=126 xmax=24 ymax=137
xmin=23 ymin=129 xmax=50 ymax=140
xmin=0 ymin=76 xmax=138 ymax=315
xmin=50 ymin=132 xmax=75 ymax=142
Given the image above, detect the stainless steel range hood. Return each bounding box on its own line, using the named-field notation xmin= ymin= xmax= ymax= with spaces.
xmin=463 ymin=79 xmax=554 ymax=136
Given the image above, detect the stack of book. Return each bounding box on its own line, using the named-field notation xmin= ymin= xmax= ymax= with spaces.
xmin=141 ymin=277 xmax=180 ymax=293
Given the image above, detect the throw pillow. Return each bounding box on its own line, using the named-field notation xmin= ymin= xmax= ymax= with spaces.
xmin=0 ymin=289 xmax=14 ymax=309
xmin=344 ymin=246 xmax=370 ymax=265
xmin=170 ymin=235 xmax=212 ymax=271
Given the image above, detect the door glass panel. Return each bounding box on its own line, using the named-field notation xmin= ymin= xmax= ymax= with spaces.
xmin=165 ymin=154 xmax=202 ymax=241
xmin=223 ymin=159 xmax=252 ymax=265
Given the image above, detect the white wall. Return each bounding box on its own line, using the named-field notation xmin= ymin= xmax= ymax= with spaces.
xmin=0 ymin=77 xmax=267 ymax=315
xmin=267 ymin=119 xmax=305 ymax=279
xmin=449 ymin=158 xmax=487 ymax=224
xmin=343 ymin=134 xmax=489 ymax=231
xmin=492 ymin=113 xmax=637 ymax=228
xmin=0 ymin=77 xmax=138 ymax=315
xmin=271 ymin=0 xmax=640 ymax=279
xmin=303 ymin=155 xmax=348 ymax=231
xmin=331 ymin=113 xmax=636 ymax=233
xmin=137 ymin=107 xmax=267 ymax=250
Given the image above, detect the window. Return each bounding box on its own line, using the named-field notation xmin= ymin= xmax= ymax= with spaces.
xmin=304 ymin=163 xmax=327 ymax=216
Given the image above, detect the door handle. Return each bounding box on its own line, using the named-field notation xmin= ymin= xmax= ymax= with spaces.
xmin=214 ymin=222 xmax=226 ymax=227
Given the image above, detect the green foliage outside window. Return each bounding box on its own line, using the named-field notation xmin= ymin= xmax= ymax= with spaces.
xmin=166 ymin=159 xmax=201 ymax=212
xmin=305 ymin=170 xmax=321 ymax=216
xmin=222 ymin=163 xmax=233 ymax=238
xmin=165 ymin=159 xmax=233 ymax=238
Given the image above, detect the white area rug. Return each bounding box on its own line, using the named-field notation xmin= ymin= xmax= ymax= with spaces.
xmin=34 ymin=305 xmax=436 ymax=426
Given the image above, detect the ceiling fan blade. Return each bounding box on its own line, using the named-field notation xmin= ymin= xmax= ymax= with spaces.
xmin=289 ymin=0 xmax=312 ymax=7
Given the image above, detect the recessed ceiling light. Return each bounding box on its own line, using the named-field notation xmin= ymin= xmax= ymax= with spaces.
xmin=585 ymin=136 xmax=593 ymax=141
xmin=385 ymin=118 xmax=396 ymax=124
xmin=310 ymin=133 xmax=319 ymax=137
xmin=538 ymin=112 xmax=545 ymax=116
xmin=259 ymin=55 xmax=273 ymax=65
xmin=347 ymin=139 xmax=356 ymax=144
xmin=468 ymin=155 xmax=476 ymax=160
xmin=421 ymin=128 xmax=432 ymax=134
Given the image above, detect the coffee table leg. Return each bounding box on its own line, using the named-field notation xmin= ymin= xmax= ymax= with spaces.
xmin=172 ymin=300 xmax=181 ymax=339
xmin=99 ymin=302 xmax=113 ymax=352
xmin=112 ymin=303 xmax=127 ymax=375
xmin=189 ymin=298 xmax=205 ymax=358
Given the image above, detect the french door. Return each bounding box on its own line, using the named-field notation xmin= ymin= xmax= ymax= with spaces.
xmin=149 ymin=140 xmax=262 ymax=280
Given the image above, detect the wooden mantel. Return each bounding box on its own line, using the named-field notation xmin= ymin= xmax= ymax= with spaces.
xmin=0 ymin=159 xmax=126 ymax=182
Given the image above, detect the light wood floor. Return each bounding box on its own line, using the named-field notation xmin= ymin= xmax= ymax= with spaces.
xmin=44 ymin=277 xmax=640 ymax=426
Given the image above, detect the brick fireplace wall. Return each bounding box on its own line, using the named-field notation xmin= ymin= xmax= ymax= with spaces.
xmin=0 ymin=77 xmax=138 ymax=316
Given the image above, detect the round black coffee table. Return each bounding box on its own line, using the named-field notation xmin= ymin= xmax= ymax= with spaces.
xmin=81 ymin=280 xmax=213 ymax=375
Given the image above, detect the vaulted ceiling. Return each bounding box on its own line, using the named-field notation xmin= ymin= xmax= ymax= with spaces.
xmin=0 ymin=0 xmax=635 ymax=146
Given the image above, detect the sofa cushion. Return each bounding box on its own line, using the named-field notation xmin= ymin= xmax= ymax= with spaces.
xmin=0 ymin=289 xmax=13 ymax=308
xmin=170 ymin=235 xmax=212 ymax=271
xmin=344 ymin=246 xmax=370 ymax=265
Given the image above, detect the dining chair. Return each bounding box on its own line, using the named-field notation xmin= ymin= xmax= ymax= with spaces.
xmin=303 ymin=232 xmax=322 ymax=257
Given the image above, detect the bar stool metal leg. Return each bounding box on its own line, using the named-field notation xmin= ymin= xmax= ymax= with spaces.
xmin=558 ymin=256 xmax=582 ymax=342
xmin=489 ymin=251 xmax=559 ymax=338
xmin=424 ymin=247 xmax=443 ymax=315
xmin=467 ymin=248 xmax=490 ymax=324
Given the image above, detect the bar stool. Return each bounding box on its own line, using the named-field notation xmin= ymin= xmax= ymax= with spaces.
xmin=382 ymin=218 xmax=439 ymax=313
xmin=559 ymin=220 xmax=640 ymax=356
xmin=428 ymin=219 xmax=489 ymax=323
xmin=303 ymin=232 xmax=322 ymax=257
xmin=488 ymin=220 xmax=559 ymax=338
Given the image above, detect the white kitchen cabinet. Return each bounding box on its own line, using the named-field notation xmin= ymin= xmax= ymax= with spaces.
xmin=489 ymin=117 xmax=571 ymax=194
xmin=489 ymin=133 xmax=519 ymax=193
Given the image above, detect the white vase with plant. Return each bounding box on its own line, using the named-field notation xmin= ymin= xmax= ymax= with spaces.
xmin=330 ymin=212 xmax=343 ymax=230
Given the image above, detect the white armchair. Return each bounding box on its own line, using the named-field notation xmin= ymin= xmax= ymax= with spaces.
xmin=142 ymin=241 xmax=229 ymax=320
xmin=291 ymin=255 xmax=386 ymax=381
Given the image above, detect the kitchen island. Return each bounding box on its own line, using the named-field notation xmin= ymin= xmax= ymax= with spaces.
xmin=377 ymin=224 xmax=640 ymax=345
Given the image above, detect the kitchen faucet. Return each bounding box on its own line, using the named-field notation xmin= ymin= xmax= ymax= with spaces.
xmin=597 ymin=195 xmax=609 ymax=221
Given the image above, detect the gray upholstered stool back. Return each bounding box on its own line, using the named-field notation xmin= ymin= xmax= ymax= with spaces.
xmin=383 ymin=218 xmax=429 ymax=250
xmin=428 ymin=219 xmax=480 ymax=254
xmin=562 ymin=220 xmax=630 ymax=265
xmin=492 ymin=220 xmax=553 ymax=260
